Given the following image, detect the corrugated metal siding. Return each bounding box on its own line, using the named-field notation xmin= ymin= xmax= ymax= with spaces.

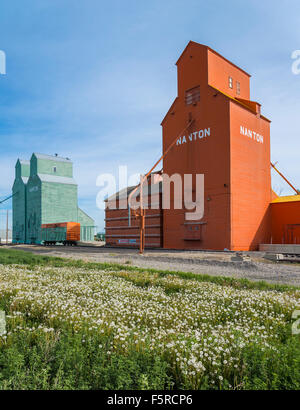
xmin=12 ymin=160 xmax=30 ymax=243
xmin=12 ymin=154 xmax=95 ymax=244
xmin=41 ymin=182 xmax=78 ymax=224
xmin=32 ymin=153 xmax=73 ymax=177
xmin=105 ymin=191 xmax=163 ymax=248
xmin=42 ymin=226 xmax=67 ymax=242
xmin=12 ymin=179 xmax=27 ymax=243
xmin=26 ymin=175 xmax=42 ymax=243
xmin=78 ymin=208 xmax=95 ymax=241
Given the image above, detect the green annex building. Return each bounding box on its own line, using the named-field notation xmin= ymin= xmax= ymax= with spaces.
xmin=12 ymin=153 xmax=95 ymax=244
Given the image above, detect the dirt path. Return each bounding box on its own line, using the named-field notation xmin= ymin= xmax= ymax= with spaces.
xmin=5 ymin=244 xmax=300 ymax=287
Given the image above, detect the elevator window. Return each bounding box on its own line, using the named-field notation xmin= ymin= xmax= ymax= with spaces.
xmin=185 ymin=86 xmax=200 ymax=105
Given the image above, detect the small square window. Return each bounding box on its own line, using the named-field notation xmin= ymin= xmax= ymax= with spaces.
xmin=53 ymin=166 xmax=57 ymax=173
xmin=236 ymin=81 xmax=240 ymax=95
xmin=229 ymin=77 xmax=233 ymax=89
xmin=185 ymin=86 xmax=200 ymax=105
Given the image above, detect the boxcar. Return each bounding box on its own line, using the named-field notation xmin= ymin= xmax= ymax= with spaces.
xmin=41 ymin=222 xmax=80 ymax=246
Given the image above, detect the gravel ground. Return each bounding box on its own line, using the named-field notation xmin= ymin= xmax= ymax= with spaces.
xmin=4 ymin=244 xmax=300 ymax=287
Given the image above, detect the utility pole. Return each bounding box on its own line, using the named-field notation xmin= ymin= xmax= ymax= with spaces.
xmin=6 ymin=210 xmax=8 ymax=244
xmin=0 ymin=194 xmax=15 ymax=245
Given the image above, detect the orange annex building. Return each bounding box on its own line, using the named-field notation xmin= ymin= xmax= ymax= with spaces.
xmin=105 ymin=41 xmax=300 ymax=251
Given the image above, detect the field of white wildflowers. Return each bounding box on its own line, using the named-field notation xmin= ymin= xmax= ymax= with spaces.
xmin=0 ymin=258 xmax=299 ymax=390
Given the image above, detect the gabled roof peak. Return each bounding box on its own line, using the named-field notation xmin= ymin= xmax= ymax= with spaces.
xmin=16 ymin=159 xmax=30 ymax=165
xmin=32 ymin=153 xmax=72 ymax=163
xmin=176 ymin=41 xmax=251 ymax=77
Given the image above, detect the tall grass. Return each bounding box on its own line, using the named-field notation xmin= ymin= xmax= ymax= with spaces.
xmin=0 ymin=248 xmax=297 ymax=293
xmin=0 ymin=248 xmax=299 ymax=390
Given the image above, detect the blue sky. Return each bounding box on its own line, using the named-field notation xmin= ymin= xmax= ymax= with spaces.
xmin=0 ymin=0 xmax=300 ymax=231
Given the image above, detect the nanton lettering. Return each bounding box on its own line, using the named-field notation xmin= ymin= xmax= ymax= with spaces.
xmin=176 ymin=128 xmax=211 ymax=146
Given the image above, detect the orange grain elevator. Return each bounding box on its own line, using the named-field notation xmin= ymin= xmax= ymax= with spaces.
xmin=105 ymin=41 xmax=274 ymax=251
xmin=161 ymin=41 xmax=272 ymax=251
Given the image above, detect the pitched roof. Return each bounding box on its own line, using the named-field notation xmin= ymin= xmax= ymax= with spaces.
xmin=105 ymin=186 xmax=137 ymax=202
xmin=105 ymin=182 xmax=163 ymax=203
xmin=78 ymin=207 xmax=95 ymax=224
xmin=38 ymin=173 xmax=77 ymax=185
xmin=209 ymin=85 xmax=271 ymax=123
xmin=33 ymin=153 xmax=72 ymax=163
xmin=176 ymin=41 xmax=251 ymax=77
xmin=161 ymin=97 xmax=178 ymax=126
xmin=272 ymin=195 xmax=300 ymax=204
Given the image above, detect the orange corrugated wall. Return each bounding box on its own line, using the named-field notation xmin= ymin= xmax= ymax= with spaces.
xmin=162 ymin=42 xmax=272 ymax=251
xmin=66 ymin=222 xmax=80 ymax=241
xmin=229 ymin=103 xmax=271 ymax=250
xmin=271 ymin=201 xmax=300 ymax=244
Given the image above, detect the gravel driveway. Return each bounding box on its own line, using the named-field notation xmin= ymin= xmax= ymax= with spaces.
xmin=5 ymin=244 xmax=300 ymax=287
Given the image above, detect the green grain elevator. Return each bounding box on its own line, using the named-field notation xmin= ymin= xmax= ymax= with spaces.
xmin=12 ymin=159 xmax=30 ymax=243
xmin=12 ymin=153 xmax=95 ymax=244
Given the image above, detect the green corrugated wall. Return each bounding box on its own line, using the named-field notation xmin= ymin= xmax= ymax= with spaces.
xmin=12 ymin=160 xmax=30 ymax=243
xmin=12 ymin=153 xmax=95 ymax=244
xmin=78 ymin=208 xmax=95 ymax=241
xmin=30 ymin=155 xmax=73 ymax=178
xmin=26 ymin=175 xmax=42 ymax=243
xmin=41 ymin=183 xmax=78 ymax=224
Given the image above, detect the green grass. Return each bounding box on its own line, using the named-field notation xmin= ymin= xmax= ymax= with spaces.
xmin=1 ymin=324 xmax=298 ymax=390
xmin=0 ymin=247 xmax=299 ymax=390
xmin=0 ymin=247 xmax=298 ymax=293
xmin=0 ymin=327 xmax=171 ymax=390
